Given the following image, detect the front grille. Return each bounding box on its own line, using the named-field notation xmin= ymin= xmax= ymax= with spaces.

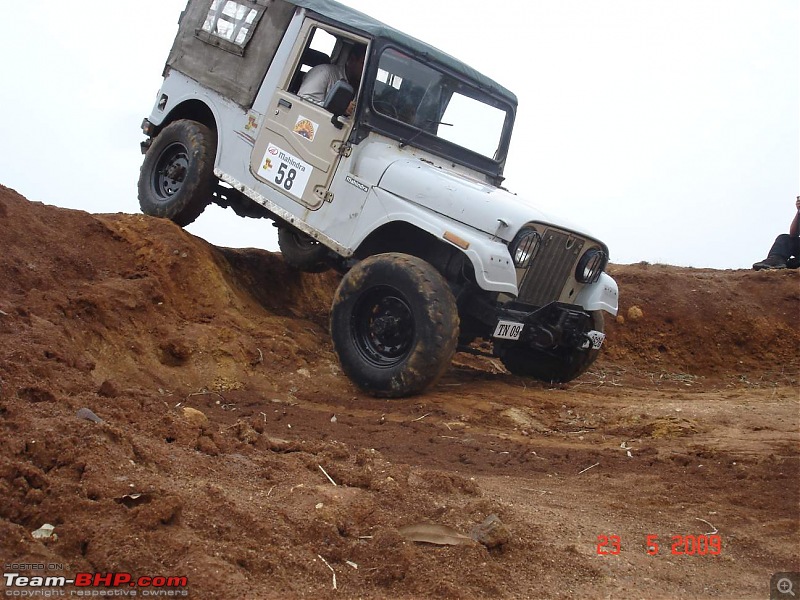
xmin=517 ymin=229 xmax=583 ymax=307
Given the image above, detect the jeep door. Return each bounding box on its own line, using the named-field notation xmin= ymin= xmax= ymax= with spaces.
xmin=250 ymin=22 xmax=365 ymax=212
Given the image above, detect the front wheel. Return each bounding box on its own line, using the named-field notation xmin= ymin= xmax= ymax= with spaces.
xmin=138 ymin=120 xmax=216 ymax=227
xmin=330 ymin=253 xmax=459 ymax=398
xmin=498 ymin=311 xmax=605 ymax=383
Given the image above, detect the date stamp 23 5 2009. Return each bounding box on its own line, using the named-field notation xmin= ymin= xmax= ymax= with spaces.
xmin=596 ymin=534 xmax=722 ymax=556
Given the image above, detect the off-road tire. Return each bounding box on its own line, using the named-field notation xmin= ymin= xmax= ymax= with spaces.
xmin=277 ymin=227 xmax=330 ymax=273
xmin=498 ymin=311 xmax=604 ymax=383
xmin=138 ymin=120 xmax=215 ymax=227
xmin=330 ymin=253 xmax=459 ymax=398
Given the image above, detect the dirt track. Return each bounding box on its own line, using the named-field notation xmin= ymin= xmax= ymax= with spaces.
xmin=0 ymin=184 xmax=798 ymax=599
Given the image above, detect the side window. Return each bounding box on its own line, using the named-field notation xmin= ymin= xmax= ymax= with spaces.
xmin=308 ymin=28 xmax=338 ymax=59
xmin=288 ymin=28 xmax=337 ymax=95
xmin=196 ymin=0 xmax=263 ymax=54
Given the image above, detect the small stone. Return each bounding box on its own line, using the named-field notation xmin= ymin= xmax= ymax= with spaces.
xmin=182 ymin=407 xmax=208 ymax=427
xmin=627 ymin=306 xmax=644 ymax=321
xmin=31 ymin=524 xmax=57 ymax=540
xmin=470 ymin=514 xmax=511 ymax=549
xmin=76 ymin=407 xmax=104 ymax=423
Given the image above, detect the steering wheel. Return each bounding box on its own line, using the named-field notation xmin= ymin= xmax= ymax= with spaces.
xmin=373 ymin=99 xmax=399 ymax=119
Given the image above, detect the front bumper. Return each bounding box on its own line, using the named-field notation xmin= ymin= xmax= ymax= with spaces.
xmin=491 ymin=302 xmax=601 ymax=352
xmin=140 ymin=118 xmax=155 ymax=154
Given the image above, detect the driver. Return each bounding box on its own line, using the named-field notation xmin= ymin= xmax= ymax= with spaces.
xmin=298 ymin=44 xmax=366 ymax=116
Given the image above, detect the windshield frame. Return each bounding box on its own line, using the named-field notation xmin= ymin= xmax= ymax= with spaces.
xmin=353 ymin=39 xmax=516 ymax=182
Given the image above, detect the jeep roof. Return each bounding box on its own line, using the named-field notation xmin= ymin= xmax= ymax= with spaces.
xmin=286 ymin=0 xmax=517 ymax=106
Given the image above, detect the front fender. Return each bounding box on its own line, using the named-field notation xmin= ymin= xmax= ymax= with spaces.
xmin=574 ymin=273 xmax=619 ymax=316
xmin=350 ymin=187 xmax=519 ymax=295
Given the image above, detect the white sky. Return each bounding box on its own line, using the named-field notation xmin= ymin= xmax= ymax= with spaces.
xmin=0 ymin=0 xmax=797 ymax=269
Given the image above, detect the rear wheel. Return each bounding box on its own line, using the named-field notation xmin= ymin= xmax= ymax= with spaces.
xmin=138 ymin=120 xmax=215 ymax=227
xmin=498 ymin=311 xmax=604 ymax=383
xmin=277 ymin=227 xmax=330 ymax=273
xmin=330 ymin=253 xmax=459 ymax=397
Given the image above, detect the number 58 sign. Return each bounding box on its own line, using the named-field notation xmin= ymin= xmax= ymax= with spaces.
xmin=258 ymin=143 xmax=312 ymax=199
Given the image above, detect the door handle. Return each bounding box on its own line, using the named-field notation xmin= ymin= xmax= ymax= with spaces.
xmin=278 ymin=98 xmax=292 ymax=109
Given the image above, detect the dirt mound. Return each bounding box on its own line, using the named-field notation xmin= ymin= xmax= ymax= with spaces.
xmin=604 ymin=262 xmax=799 ymax=380
xmin=1 ymin=185 xmax=797 ymax=599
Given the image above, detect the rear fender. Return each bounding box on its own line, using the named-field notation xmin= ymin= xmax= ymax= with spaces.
xmin=146 ymin=71 xmax=222 ymax=135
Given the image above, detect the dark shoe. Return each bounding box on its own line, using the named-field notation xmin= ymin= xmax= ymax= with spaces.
xmin=753 ymin=255 xmax=788 ymax=270
xmin=787 ymin=257 xmax=800 ymax=269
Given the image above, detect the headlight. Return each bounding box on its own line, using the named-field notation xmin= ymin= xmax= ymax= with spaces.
xmin=576 ymin=248 xmax=607 ymax=283
xmin=510 ymin=227 xmax=541 ymax=268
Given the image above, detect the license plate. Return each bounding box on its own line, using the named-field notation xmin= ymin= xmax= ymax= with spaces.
xmin=586 ymin=330 xmax=606 ymax=349
xmin=493 ymin=320 xmax=524 ymax=340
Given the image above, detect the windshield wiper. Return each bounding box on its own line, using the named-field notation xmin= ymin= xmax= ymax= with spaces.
xmin=399 ymin=120 xmax=452 ymax=149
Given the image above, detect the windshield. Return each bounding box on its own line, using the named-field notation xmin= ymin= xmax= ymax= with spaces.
xmin=370 ymin=48 xmax=511 ymax=160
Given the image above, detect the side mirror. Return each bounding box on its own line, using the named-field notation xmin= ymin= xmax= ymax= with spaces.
xmin=323 ymin=80 xmax=355 ymax=129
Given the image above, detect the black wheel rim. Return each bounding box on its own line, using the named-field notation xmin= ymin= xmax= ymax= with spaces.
xmin=351 ymin=286 xmax=415 ymax=368
xmin=152 ymin=142 xmax=189 ymax=201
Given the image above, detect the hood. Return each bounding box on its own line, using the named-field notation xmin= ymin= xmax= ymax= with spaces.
xmin=377 ymin=159 xmax=599 ymax=243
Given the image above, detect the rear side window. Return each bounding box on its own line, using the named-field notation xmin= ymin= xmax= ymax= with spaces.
xmin=197 ymin=0 xmax=263 ymax=53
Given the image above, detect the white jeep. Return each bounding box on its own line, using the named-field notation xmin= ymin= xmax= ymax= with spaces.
xmin=138 ymin=0 xmax=619 ymax=397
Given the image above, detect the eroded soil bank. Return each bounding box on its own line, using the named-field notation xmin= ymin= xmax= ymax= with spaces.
xmin=1 ymin=185 xmax=798 ymax=599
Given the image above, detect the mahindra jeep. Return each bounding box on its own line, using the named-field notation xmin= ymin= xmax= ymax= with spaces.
xmin=138 ymin=0 xmax=619 ymax=397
